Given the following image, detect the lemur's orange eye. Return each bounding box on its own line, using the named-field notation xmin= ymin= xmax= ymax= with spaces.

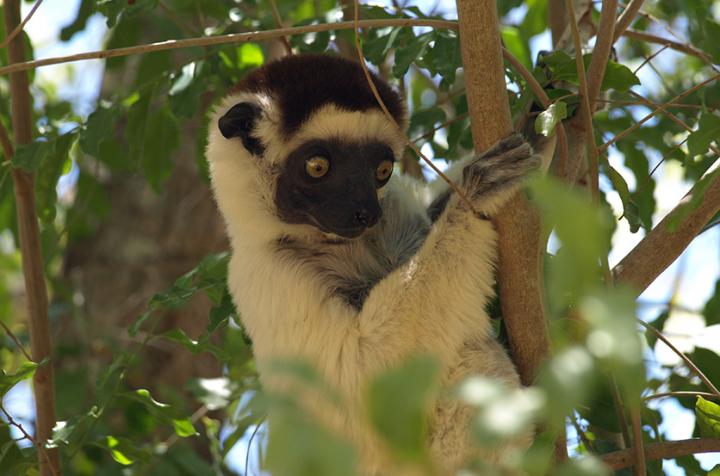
xmin=305 ymin=156 xmax=330 ymax=178
xmin=376 ymin=160 xmax=394 ymax=182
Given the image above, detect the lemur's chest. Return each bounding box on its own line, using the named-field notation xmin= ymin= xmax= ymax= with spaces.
xmin=275 ymin=218 xmax=427 ymax=311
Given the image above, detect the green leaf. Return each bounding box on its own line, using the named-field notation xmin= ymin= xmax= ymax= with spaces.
xmin=429 ymin=31 xmax=461 ymax=86
xmin=266 ymin=411 xmax=357 ymax=476
xmin=520 ymin=0 xmax=548 ymax=40
xmin=704 ymin=279 xmax=720 ymax=326
xmin=687 ymin=113 xmax=720 ymax=158
xmin=601 ymin=60 xmax=641 ymax=92
xmin=603 ymin=161 xmax=641 ymax=233
xmin=36 ymin=133 xmax=76 ymax=224
xmin=367 ymin=355 xmax=439 ymax=462
xmin=172 ymin=418 xmax=198 ymax=437
xmin=80 ymin=107 xmax=119 ymax=158
xmin=104 ymin=435 xmax=151 ymax=465
xmin=540 ymin=51 xmax=640 ymax=92
xmin=535 ymin=101 xmax=568 ymax=137
xmin=695 ymin=396 xmax=720 ymax=438
xmin=160 ymin=328 xmax=229 ymax=362
xmin=0 ymin=360 xmax=41 ymax=397
xmin=700 ymin=19 xmax=720 ymax=64
xmin=392 ymin=33 xmax=432 ymax=78
xmin=12 ymin=140 xmax=51 ymax=173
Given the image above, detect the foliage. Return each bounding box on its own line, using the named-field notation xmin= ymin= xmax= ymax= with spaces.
xmin=0 ymin=0 xmax=719 ymax=475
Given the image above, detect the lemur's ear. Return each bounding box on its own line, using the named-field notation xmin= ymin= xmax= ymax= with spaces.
xmin=218 ymin=102 xmax=264 ymax=156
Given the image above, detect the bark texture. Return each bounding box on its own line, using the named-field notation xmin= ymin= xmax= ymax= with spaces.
xmin=455 ymin=0 xmax=549 ymax=388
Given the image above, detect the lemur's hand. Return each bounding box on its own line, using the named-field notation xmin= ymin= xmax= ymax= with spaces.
xmin=461 ymin=133 xmax=539 ymax=205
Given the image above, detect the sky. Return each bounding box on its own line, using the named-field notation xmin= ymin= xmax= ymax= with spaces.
xmin=3 ymin=0 xmax=719 ymax=474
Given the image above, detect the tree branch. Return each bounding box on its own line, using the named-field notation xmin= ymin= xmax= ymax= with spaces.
xmin=613 ymin=0 xmax=644 ymax=42
xmin=3 ymin=2 xmax=59 ymax=475
xmin=0 ymin=19 xmax=457 ymax=76
xmin=614 ymin=170 xmax=720 ymax=295
xmin=601 ymin=438 xmax=720 ymax=470
xmin=454 ymin=2 xmax=555 ymax=455
xmin=623 ymin=29 xmax=715 ymax=64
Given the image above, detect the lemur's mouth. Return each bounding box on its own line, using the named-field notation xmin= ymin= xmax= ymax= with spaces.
xmin=306 ymin=215 xmax=368 ymax=240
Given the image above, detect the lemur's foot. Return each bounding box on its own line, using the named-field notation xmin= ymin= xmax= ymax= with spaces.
xmin=462 ymin=133 xmax=539 ymax=202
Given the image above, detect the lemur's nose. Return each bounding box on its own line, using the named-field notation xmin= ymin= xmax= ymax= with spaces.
xmin=354 ymin=206 xmax=381 ymax=228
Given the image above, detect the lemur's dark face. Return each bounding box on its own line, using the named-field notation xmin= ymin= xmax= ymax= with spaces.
xmin=275 ymin=139 xmax=394 ymax=239
xmin=218 ymin=101 xmax=396 ymax=239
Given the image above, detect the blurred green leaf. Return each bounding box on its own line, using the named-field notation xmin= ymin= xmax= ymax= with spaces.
xmin=142 ymin=106 xmax=180 ymax=191
xmin=687 ymin=113 xmax=720 ymax=158
xmin=80 ymin=107 xmax=120 ymax=158
xmin=266 ymin=411 xmax=357 ymax=476
xmin=529 ymin=175 xmax=613 ymax=312
xmin=502 ymin=26 xmax=531 ymax=69
xmin=12 ymin=140 xmax=51 ymax=173
xmin=704 ymin=279 xmax=720 ymax=326
xmin=367 ymin=355 xmax=439 ymax=462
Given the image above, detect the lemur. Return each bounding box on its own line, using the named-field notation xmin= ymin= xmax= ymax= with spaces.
xmin=206 ymin=53 xmax=537 ymax=475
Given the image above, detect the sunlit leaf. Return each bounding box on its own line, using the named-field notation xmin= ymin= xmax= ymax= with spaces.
xmin=535 ymin=101 xmax=567 ymax=137
xmin=0 ymin=360 xmax=42 ymax=397
xmin=696 ymin=397 xmax=720 ymax=438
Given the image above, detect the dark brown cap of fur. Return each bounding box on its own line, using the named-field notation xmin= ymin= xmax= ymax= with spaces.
xmin=232 ymin=54 xmax=405 ymax=137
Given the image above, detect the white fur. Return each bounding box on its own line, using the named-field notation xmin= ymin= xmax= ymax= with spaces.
xmin=207 ymin=94 xmax=526 ymax=475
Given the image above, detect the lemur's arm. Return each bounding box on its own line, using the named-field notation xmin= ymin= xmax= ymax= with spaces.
xmin=355 ymin=134 xmax=537 ymax=371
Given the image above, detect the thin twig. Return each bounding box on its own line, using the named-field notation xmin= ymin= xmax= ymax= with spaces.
xmin=268 ymin=0 xmax=293 ymax=55
xmin=0 ymin=0 xmax=43 ymax=50
xmin=0 ymin=404 xmax=58 ymax=476
xmin=0 ymin=321 xmax=32 ymax=361
xmin=623 ymin=30 xmax=716 ymax=67
xmin=351 ymin=1 xmax=477 ymax=212
xmin=0 ymin=19 xmax=458 ymax=76
xmin=601 ymin=73 xmax=720 ymax=152
xmin=411 ymin=112 xmax=467 ymax=143
xmin=643 ymin=391 xmax=719 ymax=402
xmin=633 ymin=44 xmax=670 ymax=74
xmin=638 ymin=319 xmax=720 ymax=399
xmin=245 ymin=421 xmax=263 ymax=476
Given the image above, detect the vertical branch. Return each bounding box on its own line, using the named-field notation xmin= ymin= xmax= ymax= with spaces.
xmin=2 ymin=2 xmax=60 ymax=476
xmin=454 ymin=0 xmax=557 ymax=455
